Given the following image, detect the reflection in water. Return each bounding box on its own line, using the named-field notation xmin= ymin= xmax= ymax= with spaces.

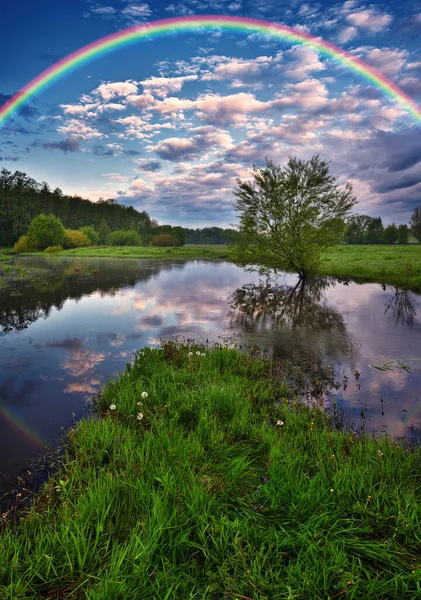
xmin=384 ymin=286 xmax=417 ymax=326
xmin=229 ymin=277 xmax=355 ymax=366
xmin=1 ymin=258 xmax=421 ymax=496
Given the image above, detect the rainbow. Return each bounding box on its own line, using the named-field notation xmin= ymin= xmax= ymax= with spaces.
xmin=1 ymin=15 xmax=421 ymax=126
xmin=0 ymin=406 xmax=49 ymax=452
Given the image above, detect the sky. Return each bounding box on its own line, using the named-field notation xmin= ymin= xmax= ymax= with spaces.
xmin=1 ymin=0 xmax=421 ymax=227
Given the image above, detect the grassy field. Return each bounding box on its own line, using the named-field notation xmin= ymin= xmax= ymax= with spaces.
xmin=2 ymin=244 xmax=421 ymax=290
xmin=32 ymin=244 xmax=231 ymax=261
xmin=319 ymin=245 xmax=421 ymax=290
xmin=1 ymin=342 xmax=421 ymax=599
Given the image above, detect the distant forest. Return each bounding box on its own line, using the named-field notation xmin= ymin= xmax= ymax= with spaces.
xmin=0 ymin=169 xmax=238 ymax=247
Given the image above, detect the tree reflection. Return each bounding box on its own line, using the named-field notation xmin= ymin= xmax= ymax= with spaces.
xmin=229 ymin=277 xmax=354 ymax=365
xmin=384 ymin=286 xmax=417 ymax=326
xmin=0 ymin=257 xmax=184 ymax=334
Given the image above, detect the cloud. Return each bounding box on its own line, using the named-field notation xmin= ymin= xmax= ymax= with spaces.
xmin=57 ymin=119 xmax=103 ymax=140
xmin=43 ymin=136 xmax=82 ymax=153
xmin=337 ymin=26 xmax=358 ymax=43
xmin=399 ymin=77 xmax=421 ymax=97
xmin=284 ymin=46 xmax=326 ymax=80
xmin=273 ymin=79 xmax=329 ymax=112
xmin=92 ymin=80 xmax=139 ymax=101
xmin=194 ymin=93 xmax=271 ymax=125
xmin=139 ymin=75 xmax=198 ymax=98
xmin=356 ymin=47 xmax=408 ymax=77
xmin=136 ymin=159 xmax=163 ymax=171
xmin=93 ymin=143 xmax=123 ymax=156
xmin=346 ymin=8 xmax=392 ymax=31
xmin=149 ymin=126 xmax=233 ymax=160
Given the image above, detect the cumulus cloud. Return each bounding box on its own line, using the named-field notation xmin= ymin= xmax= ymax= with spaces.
xmin=284 ymin=46 xmax=326 ymax=80
xmin=337 ymin=26 xmax=358 ymax=43
xmin=139 ymin=75 xmax=198 ymax=98
xmin=357 ymin=47 xmax=409 ymax=77
xmin=57 ymin=119 xmax=103 ymax=140
xmin=149 ymin=126 xmax=233 ymax=160
xmin=92 ymin=81 xmax=139 ymax=102
xmin=135 ymin=159 xmax=163 ymax=171
xmin=273 ymin=79 xmax=329 ymax=112
xmin=346 ymin=8 xmax=392 ymax=31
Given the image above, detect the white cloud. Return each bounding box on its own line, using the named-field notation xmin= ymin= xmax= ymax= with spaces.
xmin=57 ymin=119 xmax=103 ymax=140
xmin=346 ymin=8 xmax=392 ymax=31
xmin=284 ymin=46 xmax=326 ymax=80
xmin=92 ymin=81 xmax=139 ymax=101
xmin=337 ymin=26 xmax=358 ymax=43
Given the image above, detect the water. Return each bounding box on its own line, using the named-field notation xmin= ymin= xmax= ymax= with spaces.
xmin=1 ymin=255 xmax=420 ymax=495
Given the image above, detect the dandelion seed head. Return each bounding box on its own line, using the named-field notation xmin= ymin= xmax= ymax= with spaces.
xmin=141 ymin=391 xmax=148 ymax=399
xmin=109 ymin=404 xmax=116 ymax=411
xmin=137 ymin=412 xmax=144 ymax=420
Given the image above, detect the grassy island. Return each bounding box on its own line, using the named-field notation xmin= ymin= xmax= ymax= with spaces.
xmin=1 ymin=343 xmax=421 ymax=599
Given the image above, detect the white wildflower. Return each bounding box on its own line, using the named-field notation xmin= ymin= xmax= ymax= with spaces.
xmin=276 ymin=420 xmax=284 ymax=426
xmin=141 ymin=391 xmax=148 ymax=399
xmin=201 ymin=353 xmax=206 ymax=357
xmin=187 ymin=352 xmax=193 ymax=357
xmin=196 ymin=351 xmax=201 ymax=356
xmin=137 ymin=412 xmax=144 ymax=420
xmin=137 ymin=401 xmax=143 ymax=406
xmin=109 ymin=404 xmax=116 ymax=411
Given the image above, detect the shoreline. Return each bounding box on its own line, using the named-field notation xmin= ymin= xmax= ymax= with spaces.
xmin=2 ymin=243 xmax=421 ymax=292
xmin=1 ymin=343 xmax=421 ymax=598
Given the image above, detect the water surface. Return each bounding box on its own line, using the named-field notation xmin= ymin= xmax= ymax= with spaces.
xmin=1 ymin=256 xmax=420 ymax=495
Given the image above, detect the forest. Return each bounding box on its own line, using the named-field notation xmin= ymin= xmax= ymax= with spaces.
xmin=0 ymin=169 xmax=237 ymax=247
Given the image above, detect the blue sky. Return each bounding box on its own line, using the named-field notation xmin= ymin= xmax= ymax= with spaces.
xmin=1 ymin=0 xmax=421 ymax=227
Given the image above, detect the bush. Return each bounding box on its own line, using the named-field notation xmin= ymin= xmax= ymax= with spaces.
xmin=79 ymin=226 xmax=99 ymax=245
xmin=43 ymin=245 xmax=64 ymax=254
xmin=13 ymin=235 xmax=39 ymax=254
xmin=150 ymin=234 xmax=178 ymax=247
xmin=27 ymin=214 xmax=65 ymax=250
xmin=63 ymin=229 xmax=91 ymax=249
xmin=107 ymin=230 xmax=141 ymax=246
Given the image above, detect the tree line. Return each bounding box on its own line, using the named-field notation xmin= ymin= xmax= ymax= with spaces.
xmin=343 ymin=215 xmax=420 ymax=245
xmin=0 ymin=169 xmax=238 ymax=247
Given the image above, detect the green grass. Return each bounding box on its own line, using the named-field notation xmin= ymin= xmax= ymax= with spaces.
xmin=30 ymin=244 xmax=232 ymax=261
xmin=3 ymin=243 xmax=421 ymax=290
xmin=319 ymin=245 xmax=421 ymax=290
xmin=1 ymin=342 xmax=421 ymax=599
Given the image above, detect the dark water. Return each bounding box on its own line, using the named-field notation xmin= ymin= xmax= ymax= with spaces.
xmin=1 ymin=256 xmax=421 ymax=495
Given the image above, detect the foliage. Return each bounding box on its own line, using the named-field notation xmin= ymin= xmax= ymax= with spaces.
xmin=107 ymin=230 xmax=141 ymax=246
xmin=43 ymin=245 xmax=64 ymax=254
xmin=26 ymin=214 xmax=66 ymax=250
xmin=383 ymin=223 xmax=398 ymax=244
xmin=0 ymin=169 xmax=156 ymax=246
xmin=1 ymin=343 xmax=421 ymax=599
xmin=410 ymin=205 xmax=421 ymax=242
xmin=185 ymin=226 xmax=241 ymax=245
xmin=63 ymin=229 xmax=91 ymax=249
xmin=232 ymin=155 xmax=357 ymax=278
xmin=79 ymin=225 xmax=99 ymax=245
xmin=150 ymin=233 xmax=179 ymax=247
xmin=13 ymin=235 xmax=39 ymax=254
xmin=398 ymin=224 xmax=409 ymax=244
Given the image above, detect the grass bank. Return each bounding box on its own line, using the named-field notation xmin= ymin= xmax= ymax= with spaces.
xmin=32 ymin=244 xmax=232 ymax=261
xmin=1 ymin=343 xmax=421 ymax=599
xmin=319 ymin=245 xmax=421 ymax=291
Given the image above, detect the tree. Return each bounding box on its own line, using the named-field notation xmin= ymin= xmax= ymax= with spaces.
xmin=232 ymin=155 xmax=357 ymax=278
xmin=150 ymin=233 xmax=178 ymax=247
xmin=27 ymin=214 xmax=65 ymax=249
xmin=397 ymin=224 xmax=409 ymax=244
xmin=107 ymin=230 xmax=141 ymax=246
xmin=364 ymin=217 xmax=384 ymax=244
xmin=79 ymin=225 xmax=99 ymax=245
xmin=343 ymin=214 xmax=371 ymax=244
xmin=383 ymin=223 xmax=398 ymax=244
xmin=410 ymin=206 xmax=421 ymax=242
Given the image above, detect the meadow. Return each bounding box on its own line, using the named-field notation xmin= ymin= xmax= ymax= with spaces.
xmin=1 ymin=342 xmax=421 ymax=599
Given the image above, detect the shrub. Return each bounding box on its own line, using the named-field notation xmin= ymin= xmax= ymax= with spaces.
xmin=150 ymin=234 xmax=178 ymax=247
xmin=13 ymin=235 xmax=39 ymax=254
xmin=27 ymin=214 xmax=65 ymax=250
xmin=43 ymin=245 xmax=64 ymax=254
xmin=79 ymin=226 xmax=99 ymax=245
xmin=107 ymin=230 xmax=141 ymax=246
xmin=63 ymin=229 xmax=91 ymax=249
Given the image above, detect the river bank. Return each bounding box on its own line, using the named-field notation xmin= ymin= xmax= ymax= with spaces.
xmin=1 ymin=343 xmax=421 ymax=599
xmin=2 ymin=244 xmax=421 ymax=291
